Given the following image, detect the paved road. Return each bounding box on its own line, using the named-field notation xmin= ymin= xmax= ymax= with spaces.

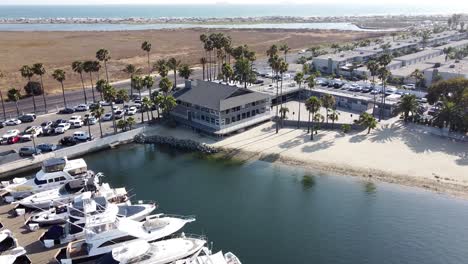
xmin=0 ymin=104 xmax=149 ymax=164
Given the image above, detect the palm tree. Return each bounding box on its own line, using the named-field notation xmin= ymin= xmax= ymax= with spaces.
xmin=294 ymin=72 xmax=304 ymax=128
xmin=72 ymin=61 xmax=88 ymax=104
xmin=234 ymin=57 xmax=252 ymax=89
xmin=126 ymin=116 xmax=136 ymax=130
xmin=306 ymin=75 xmax=315 ymax=90
xmin=141 ymin=96 xmax=153 ymax=122
xmin=116 ymin=89 xmax=129 ymax=121
xmin=321 ymin=94 xmax=336 ymax=128
xmin=279 ymin=43 xmax=291 ymax=62
xmin=92 ymin=60 xmax=101 ymax=80
xmin=395 ymin=94 xmax=420 ymax=122
xmin=356 ymin=112 xmax=378 ymax=134
xmin=0 ymin=70 xmax=7 ymax=120
xmin=142 ymin=76 xmax=155 ymax=119
xmin=410 ymin=69 xmax=424 ymax=90
xmin=32 ymin=63 xmax=48 ymax=113
xmin=159 ymin=77 xmax=173 ymax=95
xmin=167 ymin=57 xmax=181 ymax=88
xmin=131 ymin=76 xmax=145 ymax=123
xmin=178 ymin=64 xmax=193 ymax=81
xmin=153 ymin=59 xmax=169 ymax=78
xmin=52 ymin=69 xmax=67 ymax=108
xmin=434 ymin=100 xmax=463 ymax=131
xmin=160 ymin=95 xmax=177 ymax=118
xmin=443 ymin=47 xmax=455 ymax=62
xmin=96 ymin=49 xmax=111 ymax=82
xmin=91 ymin=105 xmax=105 ymax=137
xmin=141 ymin=41 xmax=152 ymax=75
xmin=20 ymin=65 xmax=37 ymax=113
xmin=278 ymin=59 xmax=288 ymax=128
xmin=95 ymin=79 xmax=107 ymax=101
xmin=154 ymin=93 xmax=164 ymax=119
xmin=222 ymin=63 xmax=233 ymax=83
xmin=83 ymin=60 xmax=97 ymax=102
xmin=366 ymin=60 xmax=379 ymax=116
xmin=7 ymin=88 xmax=21 ymax=117
xmin=267 ymin=44 xmax=278 ymax=84
xmin=102 ymin=82 xmax=118 ymax=134
xmin=328 ymin=110 xmax=339 ymax=129
xmin=279 ymin=107 xmax=289 ymax=120
xmin=377 ymin=67 xmax=390 ymax=121
xmin=305 ymin=96 xmax=322 ymax=139
xmin=200 ymin=57 xmax=207 ymax=80
xmin=122 ymin=64 xmax=142 ymax=97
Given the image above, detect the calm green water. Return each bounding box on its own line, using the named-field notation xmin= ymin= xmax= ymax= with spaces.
xmin=84 ymin=144 xmax=468 ymax=264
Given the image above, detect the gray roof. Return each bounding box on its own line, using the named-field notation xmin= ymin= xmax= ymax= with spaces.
xmin=175 ymin=80 xmax=270 ymax=111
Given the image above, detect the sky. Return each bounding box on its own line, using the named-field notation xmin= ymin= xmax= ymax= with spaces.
xmin=0 ymin=0 xmax=465 ymax=6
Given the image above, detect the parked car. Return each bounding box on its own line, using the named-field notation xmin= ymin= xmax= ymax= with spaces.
xmin=4 ymin=119 xmax=21 ymax=126
xmin=84 ymin=116 xmax=97 ymax=125
xmin=74 ymin=104 xmax=89 ymax=112
xmin=73 ymin=131 xmax=93 ymax=142
xmin=59 ymin=136 xmax=79 ymax=146
xmin=58 ymin=108 xmax=75 ymax=114
xmin=131 ymin=95 xmax=141 ymax=101
xmin=2 ymin=129 xmax=20 ymax=139
xmin=114 ymin=110 xmax=125 ymax=119
xmin=19 ymin=146 xmax=41 ymax=157
xmin=37 ymin=143 xmax=57 ymax=152
xmin=126 ymin=107 xmax=137 ymax=116
xmin=70 ymin=120 xmax=83 ymax=128
xmin=52 ymin=119 xmax=68 ymax=128
xmin=54 ymin=123 xmax=71 ymax=134
xmin=41 ymin=121 xmax=54 ymax=129
xmin=89 ymin=103 xmax=100 ymax=110
xmin=102 ymin=113 xmax=113 ymax=121
xmin=24 ymin=126 xmax=43 ymax=136
xmin=112 ymin=105 xmax=120 ymax=111
xmin=402 ymin=84 xmax=416 ymax=90
xmin=99 ymin=100 xmax=111 ymax=106
xmin=6 ymin=136 xmax=21 ymax=144
xmin=18 ymin=114 xmax=36 ymax=123
xmin=42 ymin=127 xmax=56 ymax=136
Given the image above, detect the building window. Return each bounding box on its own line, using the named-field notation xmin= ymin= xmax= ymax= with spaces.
xmin=232 ymin=117 xmax=236 ymax=123
xmin=225 ymin=118 xmax=230 ymax=124
xmin=237 ymin=114 xmax=240 ymax=121
xmin=201 ymin=115 xmax=205 ymax=121
xmin=247 ymin=112 xmax=251 ymax=118
xmin=210 ymin=118 xmax=215 ymax=124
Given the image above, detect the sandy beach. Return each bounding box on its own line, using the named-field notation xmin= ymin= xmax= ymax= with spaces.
xmin=0 ymin=28 xmax=383 ymax=93
xmin=148 ymin=119 xmax=468 ymax=198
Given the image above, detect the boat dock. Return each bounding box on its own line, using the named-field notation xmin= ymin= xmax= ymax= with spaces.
xmin=0 ymin=202 xmax=61 ymax=264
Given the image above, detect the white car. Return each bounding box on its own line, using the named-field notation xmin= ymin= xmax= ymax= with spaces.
xmin=25 ymin=126 xmax=43 ymax=136
xmin=112 ymin=105 xmax=120 ymax=111
xmin=102 ymin=113 xmax=113 ymax=121
xmin=74 ymin=104 xmax=89 ymax=112
xmin=54 ymin=123 xmax=71 ymax=134
xmin=84 ymin=116 xmax=97 ymax=125
xmin=402 ymin=84 xmax=416 ymax=90
xmin=126 ymin=107 xmax=137 ymax=116
xmin=73 ymin=131 xmax=93 ymax=141
xmin=114 ymin=110 xmax=125 ymax=119
xmin=2 ymin=129 xmax=20 ymax=139
xmin=70 ymin=120 xmax=84 ymax=128
xmin=4 ymin=119 xmax=21 ymax=126
xmin=99 ymin=100 xmax=111 ymax=106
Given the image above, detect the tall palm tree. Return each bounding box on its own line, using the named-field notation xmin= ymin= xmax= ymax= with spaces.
xmin=91 ymin=105 xmax=105 ymax=137
xmin=410 ymin=69 xmax=424 ymax=90
xmin=132 ymin=76 xmax=145 ymax=123
xmin=234 ymin=57 xmax=252 ymax=89
xmin=96 ymin=49 xmax=111 ymax=82
xmin=321 ymin=94 xmax=336 ymax=128
xmin=116 ymin=89 xmax=129 ymax=121
xmin=279 ymin=43 xmax=291 ymax=62
xmin=159 ymin=77 xmax=173 ymax=95
xmin=278 ymin=60 xmax=288 ymax=128
xmin=52 ymin=69 xmax=67 ymax=108
xmin=72 ymin=61 xmax=88 ymax=104
xmin=142 ymin=75 xmax=155 ymax=119
xmin=32 ymin=63 xmax=48 ymax=113
xmin=141 ymin=96 xmax=153 ymax=122
xmin=221 ymin=63 xmax=233 ymax=82
xmin=0 ymin=70 xmax=7 ymax=120
xmin=434 ymin=100 xmax=463 ymax=131
xmin=329 ymin=110 xmax=339 ymax=129
xmin=366 ymin=60 xmax=379 ymax=116
xmin=167 ymin=57 xmax=181 ymax=88
xmin=83 ymin=60 xmax=97 ymax=102
xmin=200 ymin=57 xmax=207 ymax=80
xmin=294 ymin=72 xmax=304 ymax=128
xmin=267 ymin=45 xmax=279 ymax=84
xmin=305 ymin=96 xmax=322 ymax=140
xmin=122 ymin=64 xmax=142 ymax=97
xmin=20 ymin=65 xmax=37 ymax=113
xmin=153 ymin=59 xmax=169 ymax=78
xmin=356 ymin=112 xmax=378 ymax=134
xmin=7 ymin=88 xmax=21 ymax=117
xmin=95 ymin=79 xmax=107 ymax=101
xmin=178 ymin=64 xmax=193 ymax=81
xmin=395 ymin=94 xmax=420 ymax=122
xmin=160 ymin=95 xmax=177 ymax=118
xmin=102 ymin=82 xmax=118 ymax=134
xmin=377 ymin=67 xmax=390 ymax=121
xmin=141 ymin=41 xmax=152 ymax=75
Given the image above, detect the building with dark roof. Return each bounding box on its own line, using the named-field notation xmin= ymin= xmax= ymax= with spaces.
xmin=171 ymin=80 xmax=272 ymax=136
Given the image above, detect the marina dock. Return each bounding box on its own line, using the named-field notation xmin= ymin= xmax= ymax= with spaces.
xmin=0 ymin=202 xmax=60 ymax=264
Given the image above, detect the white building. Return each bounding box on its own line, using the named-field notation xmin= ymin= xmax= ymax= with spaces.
xmin=393 ymin=49 xmax=443 ymax=67
xmin=424 ymin=59 xmax=468 ymax=86
xmin=312 ymin=51 xmax=376 ymax=75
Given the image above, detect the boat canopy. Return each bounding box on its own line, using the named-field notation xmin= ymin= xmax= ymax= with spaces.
xmin=111 ymin=240 xmax=150 ymax=262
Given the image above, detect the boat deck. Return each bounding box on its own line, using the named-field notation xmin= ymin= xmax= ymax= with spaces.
xmin=0 ymin=202 xmax=62 ymax=264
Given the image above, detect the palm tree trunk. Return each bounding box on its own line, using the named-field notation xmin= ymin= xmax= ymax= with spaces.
xmin=147 ymin=52 xmax=151 ymax=75
xmin=146 ymin=109 xmax=150 ymax=121
xmin=61 ymin=82 xmax=67 ymax=108
xmin=0 ymin=91 xmax=6 ymax=121
xmin=173 ymin=69 xmax=177 ymax=88
xmin=80 ymin=73 xmax=87 ymax=104
xmin=98 ymin=119 xmax=103 ymax=137
xmin=280 ymin=74 xmax=284 ymax=128
xmin=297 ymin=84 xmax=301 ymax=128
xmin=87 ymin=122 xmax=92 ymax=139
xmin=111 ymin=102 xmax=117 ymax=134
xmin=275 ymin=79 xmax=279 ymax=134
xmin=139 ymin=91 xmax=144 ymax=123
xmin=307 ymin=112 xmax=311 ymax=133
xmin=39 ymin=76 xmax=47 ymax=113
xmin=15 ymin=101 xmax=20 ymax=117
xmin=148 ymin=87 xmax=154 ymax=120
xmin=325 ymin=108 xmax=329 ymax=128
xmin=90 ymin=73 xmax=96 ymax=102
xmin=104 ymin=61 xmax=109 ymax=82
xmin=310 ymin=112 xmax=315 ymax=140
xmin=28 ymin=77 xmax=37 ymax=114
xmin=202 ymin=64 xmax=205 ymax=80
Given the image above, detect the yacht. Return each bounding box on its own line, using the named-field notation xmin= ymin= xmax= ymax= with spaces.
xmin=56 ymin=212 xmax=195 ymax=263
xmin=0 ymin=229 xmax=31 ymax=264
xmin=96 ymin=234 xmax=206 ymax=264
xmin=2 ymin=157 xmax=94 ymax=199
xmin=176 ymin=247 xmax=242 ymax=264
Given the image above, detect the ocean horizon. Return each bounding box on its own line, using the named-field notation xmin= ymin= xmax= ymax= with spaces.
xmin=0 ymin=4 xmax=466 ymax=19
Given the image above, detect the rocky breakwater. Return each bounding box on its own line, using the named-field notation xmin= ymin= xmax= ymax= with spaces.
xmin=134 ymin=134 xmax=219 ymax=154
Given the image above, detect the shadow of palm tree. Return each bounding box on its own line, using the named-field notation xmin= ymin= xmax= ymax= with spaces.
xmin=279 ymin=138 xmax=304 ymax=149
xmin=302 ymin=140 xmax=334 ymax=153
xmin=261 ymin=123 xmax=276 ymax=132
xmin=260 ymin=153 xmax=281 ymax=162
xmin=349 ymin=134 xmax=367 ymax=143
xmin=368 ymin=123 xmax=402 ymax=143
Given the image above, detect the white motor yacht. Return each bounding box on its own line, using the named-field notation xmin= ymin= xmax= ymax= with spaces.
xmin=176 ymin=247 xmax=242 ymax=264
xmin=96 ymin=234 xmax=206 ymax=264
xmin=0 ymin=229 xmax=31 ymax=264
xmin=56 ymin=213 xmax=195 ymax=263
xmin=2 ymin=157 xmax=94 ymax=199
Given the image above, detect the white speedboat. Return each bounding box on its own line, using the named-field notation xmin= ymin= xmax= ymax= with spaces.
xmin=0 ymin=229 xmax=31 ymax=264
xmin=56 ymin=213 xmax=195 ymax=263
xmin=97 ymin=234 xmax=206 ymax=264
xmin=177 ymin=247 xmax=242 ymax=264
xmin=2 ymin=157 xmax=94 ymax=199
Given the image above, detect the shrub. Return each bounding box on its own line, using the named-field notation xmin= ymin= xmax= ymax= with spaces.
xmin=341 ymin=124 xmax=351 ymax=133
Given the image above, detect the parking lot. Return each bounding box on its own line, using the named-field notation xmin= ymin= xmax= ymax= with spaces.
xmin=0 ymin=102 xmax=147 ymax=164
